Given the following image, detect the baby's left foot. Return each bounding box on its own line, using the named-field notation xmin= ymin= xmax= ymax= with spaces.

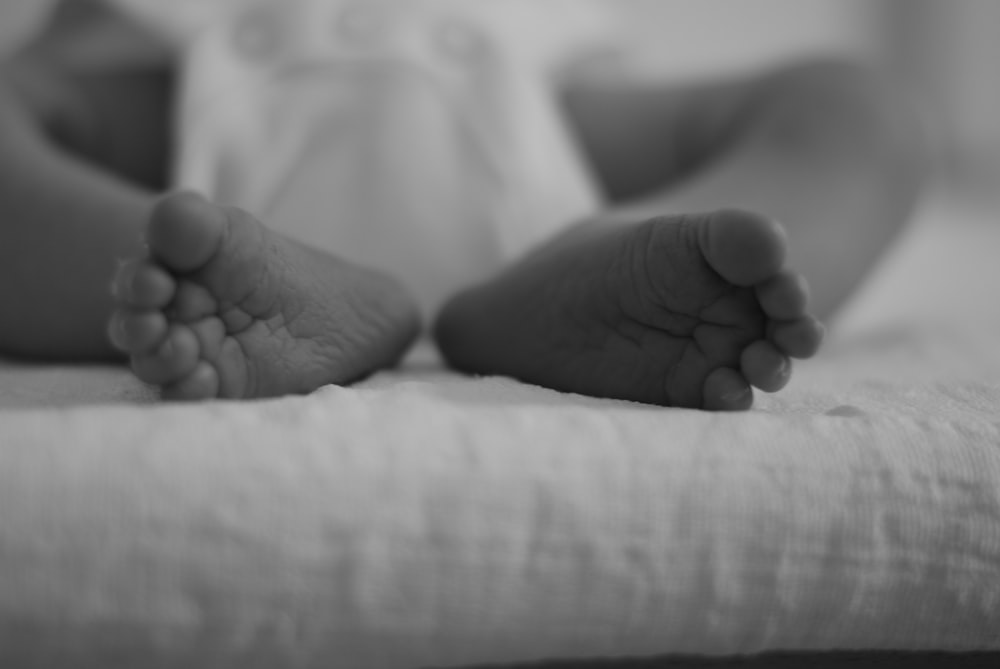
xmin=434 ymin=210 xmax=824 ymax=410
xmin=108 ymin=193 xmax=420 ymax=400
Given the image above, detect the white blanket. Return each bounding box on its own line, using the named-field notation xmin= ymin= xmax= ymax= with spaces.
xmin=1 ymin=192 xmax=999 ymax=667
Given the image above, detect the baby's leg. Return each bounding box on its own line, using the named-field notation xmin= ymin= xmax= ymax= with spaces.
xmin=0 ymin=59 xmax=163 ymax=359
xmin=434 ymin=61 xmax=922 ymax=409
xmin=109 ymin=193 xmax=419 ymax=400
xmin=562 ymin=61 xmax=926 ymax=319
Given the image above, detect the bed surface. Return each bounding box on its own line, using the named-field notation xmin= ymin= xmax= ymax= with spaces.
xmin=1 ymin=190 xmax=998 ymax=667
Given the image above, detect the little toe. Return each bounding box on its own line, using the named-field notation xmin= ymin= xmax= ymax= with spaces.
xmin=161 ymin=361 xmax=220 ymax=401
xmin=741 ymin=340 xmax=792 ymax=393
xmin=131 ymin=325 xmax=200 ymax=386
xmin=702 ymin=367 xmax=754 ymax=411
xmin=756 ymin=270 xmax=809 ymax=321
xmin=148 ymin=192 xmax=226 ymax=273
xmin=699 ymin=210 xmax=788 ymax=286
xmin=113 ymin=260 xmax=175 ymax=309
xmin=771 ymin=316 xmax=825 ymax=359
xmin=108 ymin=309 xmax=168 ymax=354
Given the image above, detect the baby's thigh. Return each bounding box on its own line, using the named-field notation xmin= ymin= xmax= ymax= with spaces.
xmin=3 ymin=55 xmax=175 ymax=189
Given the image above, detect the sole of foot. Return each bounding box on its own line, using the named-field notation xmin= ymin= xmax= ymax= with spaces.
xmin=434 ymin=209 xmax=824 ymax=411
xmin=109 ymin=192 xmax=420 ymax=400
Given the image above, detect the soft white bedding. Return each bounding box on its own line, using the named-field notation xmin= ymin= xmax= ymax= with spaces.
xmin=1 ymin=191 xmax=999 ymax=667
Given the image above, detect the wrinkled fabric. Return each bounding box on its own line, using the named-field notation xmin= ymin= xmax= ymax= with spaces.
xmin=1 ymin=196 xmax=999 ymax=667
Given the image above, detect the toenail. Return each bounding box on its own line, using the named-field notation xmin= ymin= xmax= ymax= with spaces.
xmin=777 ymin=356 xmax=791 ymax=376
xmin=722 ymin=387 xmax=750 ymax=402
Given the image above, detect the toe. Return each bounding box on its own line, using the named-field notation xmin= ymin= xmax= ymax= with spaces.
xmin=771 ymin=315 xmax=825 ymax=359
xmin=113 ymin=260 xmax=175 ymax=309
xmin=148 ymin=192 xmax=226 ymax=273
xmin=702 ymin=367 xmax=754 ymax=411
xmin=161 ymin=361 xmax=220 ymax=401
xmin=108 ymin=309 xmax=169 ymax=354
xmin=186 ymin=317 xmax=227 ymax=362
xmin=215 ymin=337 xmax=252 ymax=399
xmin=168 ymin=281 xmax=219 ymax=323
xmin=699 ymin=209 xmax=788 ymax=286
xmin=756 ymin=270 xmax=810 ymax=321
xmin=131 ymin=325 xmax=200 ymax=386
xmin=741 ymin=340 xmax=792 ymax=393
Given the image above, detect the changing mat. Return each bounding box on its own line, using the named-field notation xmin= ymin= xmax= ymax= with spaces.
xmin=1 ymin=191 xmax=999 ymax=667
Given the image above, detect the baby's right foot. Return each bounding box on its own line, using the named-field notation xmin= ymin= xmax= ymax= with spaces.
xmin=108 ymin=192 xmax=420 ymax=400
xmin=434 ymin=209 xmax=824 ymax=410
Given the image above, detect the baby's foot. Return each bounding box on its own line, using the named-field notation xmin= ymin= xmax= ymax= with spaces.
xmin=109 ymin=192 xmax=419 ymax=400
xmin=434 ymin=210 xmax=824 ymax=410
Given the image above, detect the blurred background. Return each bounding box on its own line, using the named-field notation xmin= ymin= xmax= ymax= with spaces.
xmin=1 ymin=0 xmax=997 ymax=203
xmin=618 ymin=0 xmax=1000 ymax=204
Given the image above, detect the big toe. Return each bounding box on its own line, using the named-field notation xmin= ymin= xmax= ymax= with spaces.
xmin=148 ymin=192 xmax=226 ymax=273
xmin=698 ymin=209 xmax=788 ymax=286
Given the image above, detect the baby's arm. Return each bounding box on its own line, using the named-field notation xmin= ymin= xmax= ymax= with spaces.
xmin=0 ymin=56 xmax=169 ymax=360
xmin=561 ymin=60 xmax=925 ymax=316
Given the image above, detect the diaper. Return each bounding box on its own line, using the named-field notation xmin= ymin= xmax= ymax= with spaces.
xmin=111 ymin=0 xmax=619 ymax=315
